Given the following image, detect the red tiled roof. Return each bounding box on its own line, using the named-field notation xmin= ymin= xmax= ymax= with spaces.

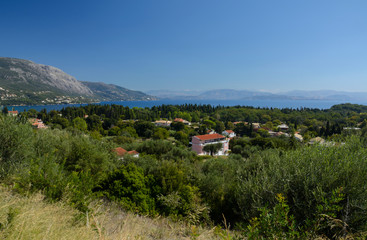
xmin=8 ymin=111 xmax=18 ymax=114
xmin=128 ymin=150 xmax=139 ymax=155
xmin=194 ymin=133 xmax=225 ymax=141
xmin=113 ymin=147 xmax=127 ymax=157
xmin=225 ymin=130 xmax=234 ymax=134
xmin=174 ymin=118 xmax=184 ymax=122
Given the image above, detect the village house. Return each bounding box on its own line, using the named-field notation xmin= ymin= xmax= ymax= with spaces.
xmin=309 ymin=137 xmax=325 ymax=145
xmin=268 ymin=130 xmax=293 ymax=138
xmin=29 ymin=118 xmax=48 ymax=129
xmin=268 ymin=130 xmax=277 ymax=137
xmin=222 ymin=130 xmax=236 ymax=138
xmin=191 ymin=133 xmax=229 ymax=156
xmin=8 ymin=110 xmax=18 ymax=117
xmin=343 ymin=127 xmax=361 ymax=131
xmin=32 ymin=121 xmax=48 ymax=129
xmin=127 ymin=150 xmax=140 ymax=158
xmin=154 ymin=120 xmax=172 ymax=127
xmin=277 ymin=123 xmax=289 ymax=131
xmin=113 ymin=147 xmax=139 ymax=159
xmin=294 ymin=133 xmax=304 ymax=141
xmin=278 ymin=132 xmax=290 ymax=137
xmin=207 ymin=129 xmax=216 ymax=134
xmin=174 ymin=118 xmax=191 ymax=125
xmin=252 ymin=123 xmax=261 ymax=130
xmin=233 ymin=121 xmax=249 ymax=125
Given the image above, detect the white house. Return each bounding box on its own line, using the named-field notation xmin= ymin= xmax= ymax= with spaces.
xmin=222 ymin=130 xmax=236 ymax=138
xmin=277 ymin=124 xmax=289 ymax=131
xmin=191 ymin=133 xmax=229 ymax=156
xmin=154 ymin=120 xmax=172 ymax=127
xmin=294 ymin=133 xmax=303 ymax=141
xmin=174 ymin=118 xmax=191 ymax=125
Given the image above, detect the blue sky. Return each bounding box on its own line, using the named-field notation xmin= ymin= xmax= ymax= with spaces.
xmin=1 ymin=1 xmax=367 ymax=92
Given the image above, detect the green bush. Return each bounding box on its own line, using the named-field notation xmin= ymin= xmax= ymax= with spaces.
xmin=97 ymin=163 xmax=156 ymax=214
xmin=234 ymin=136 xmax=367 ymax=232
xmin=14 ymin=156 xmax=68 ymax=201
xmin=246 ymin=194 xmax=300 ymax=239
xmin=0 ymin=115 xmax=34 ymax=177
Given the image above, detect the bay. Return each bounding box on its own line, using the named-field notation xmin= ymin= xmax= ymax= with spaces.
xmin=9 ymin=99 xmax=367 ymax=112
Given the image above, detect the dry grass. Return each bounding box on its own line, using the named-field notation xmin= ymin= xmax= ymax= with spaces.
xmin=0 ymin=187 xmax=231 ymax=240
xmin=0 ymin=187 xmax=97 ymax=240
xmin=90 ymin=201 xmax=233 ymax=240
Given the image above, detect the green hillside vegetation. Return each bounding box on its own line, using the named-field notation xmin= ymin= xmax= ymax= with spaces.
xmin=2 ymin=103 xmax=367 ymax=239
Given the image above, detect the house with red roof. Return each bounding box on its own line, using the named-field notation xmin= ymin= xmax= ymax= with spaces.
xmin=32 ymin=122 xmax=48 ymax=129
xmin=222 ymin=130 xmax=236 ymax=138
xmin=174 ymin=118 xmax=191 ymax=125
xmin=29 ymin=118 xmax=48 ymax=129
xmin=113 ymin=147 xmax=139 ymax=159
xmin=191 ymin=133 xmax=229 ymax=156
xmin=127 ymin=150 xmax=140 ymax=158
xmin=8 ymin=110 xmax=18 ymax=117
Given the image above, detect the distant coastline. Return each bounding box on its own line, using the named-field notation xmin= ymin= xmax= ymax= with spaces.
xmin=7 ymin=99 xmax=367 ymax=112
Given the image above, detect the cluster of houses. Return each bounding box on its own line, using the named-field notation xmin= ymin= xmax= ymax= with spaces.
xmin=234 ymin=121 xmax=305 ymax=141
xmin=28 ymin=118 xmax=48 ymax=129
xmin=153 ymin=118 xmax=306 ymax=156
xmin=154 ymin=118 xmax=191 ymax=127
xmin=189 ymin=122 xmax=309 ymax=156
xmin=3 ymin=109 xmax=49 ymax=129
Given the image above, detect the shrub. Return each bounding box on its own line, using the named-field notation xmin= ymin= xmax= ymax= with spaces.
xmin=234 ymin=136 xmax=367 ymax=232
xmin=0 ymin=115 xmax=34 ymax=177
xmin=97 ymin=163 xmax=156 ymax=214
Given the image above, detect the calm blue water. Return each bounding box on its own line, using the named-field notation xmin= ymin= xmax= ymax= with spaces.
xmin=9 ymin=99 xmax=367 ymax=112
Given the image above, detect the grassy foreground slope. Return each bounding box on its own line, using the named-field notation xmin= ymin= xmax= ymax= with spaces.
xmin=0 ymin=187 xmax=226 ymax=240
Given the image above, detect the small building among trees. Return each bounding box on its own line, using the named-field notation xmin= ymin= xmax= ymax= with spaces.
xmin=191 ymin=133 xmax=229 ymax=156
xmin=113 ymin=147 xmax=139 ymax=159
xmin=277 ymin=123 xmax=289 ymax=131
xmin=222 ymin=130 xmax=236 ymax=138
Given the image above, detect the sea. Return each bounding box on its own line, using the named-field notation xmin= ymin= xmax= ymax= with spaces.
xmin=8 ymin=99 xmax=367 ymax=112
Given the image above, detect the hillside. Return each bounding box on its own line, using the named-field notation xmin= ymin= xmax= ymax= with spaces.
xmin=82 ymin=81 xmax=156 ymax=101
xmin=2 ymin=104 xmax=367 ymax=238
xmin=0 ymin=57 xmax=155 ymax=105
xmin=0 ymin=187 xmax=221 ymax=240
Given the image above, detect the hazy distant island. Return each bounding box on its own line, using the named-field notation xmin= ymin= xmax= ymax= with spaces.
xmin=146 ymin=89 xmax=367 ymax=101
xmin=0 ymin=57 xmax=157 ymax=106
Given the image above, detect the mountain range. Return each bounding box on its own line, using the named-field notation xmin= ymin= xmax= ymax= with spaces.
xmin=146 ymin=89 xmax=367 ymax=102
xmin=0 ymin=57 xmax=155 ymax=105
xmin=2 ymin=57 xmax=366 ymax=106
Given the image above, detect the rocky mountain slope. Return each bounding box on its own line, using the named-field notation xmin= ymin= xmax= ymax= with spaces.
xmin=0 ymin=57 xmax=154 ymax=105
xmin=82 ymin=81 xmax=155 ymax=101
